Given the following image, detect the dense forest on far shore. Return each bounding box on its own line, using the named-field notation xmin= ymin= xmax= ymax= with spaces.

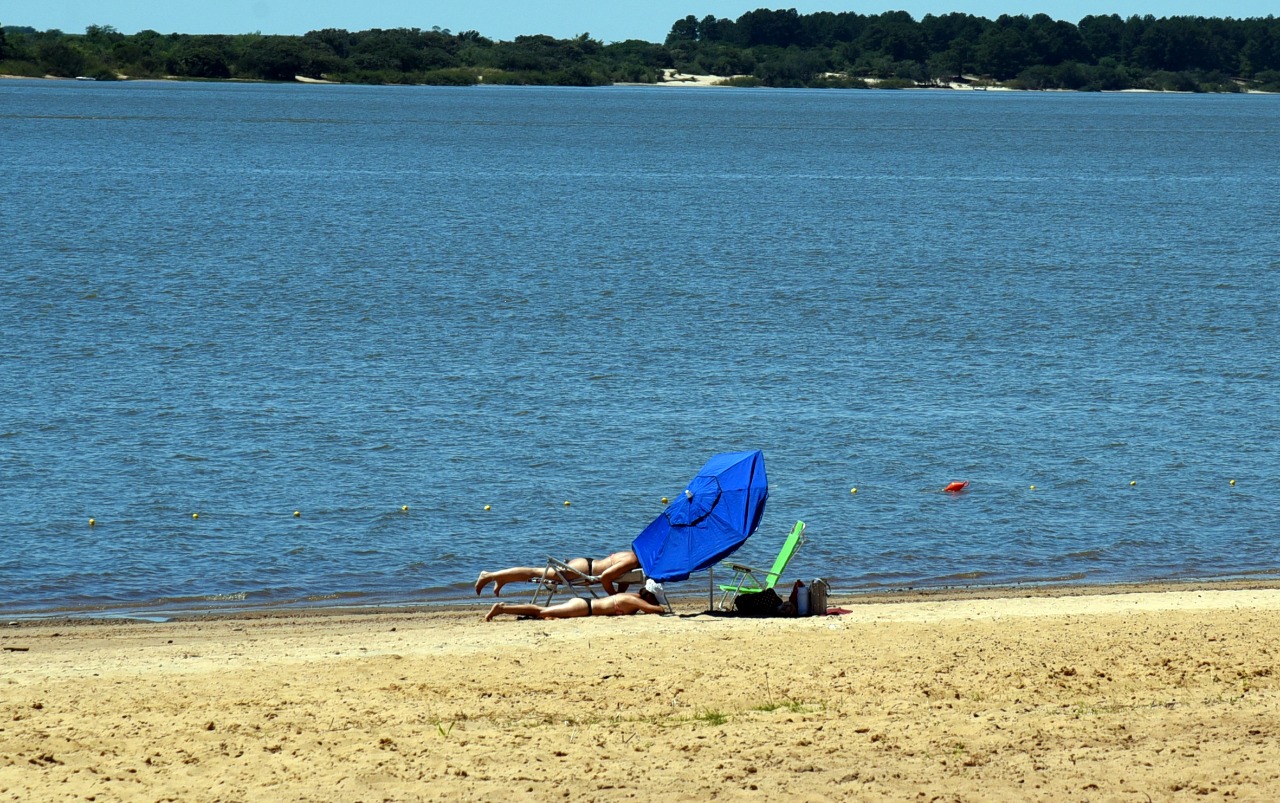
xmin=3 ymin=9 xmax=1279 ymax=92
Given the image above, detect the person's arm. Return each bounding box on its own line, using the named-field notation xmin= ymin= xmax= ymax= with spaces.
xmin=629 ymin=597 xmax=666 ymax=615
xmin=599 ymin=552 xmax=641 ymax=595
xmin=610 ymin=593 xmax=665 ymax=615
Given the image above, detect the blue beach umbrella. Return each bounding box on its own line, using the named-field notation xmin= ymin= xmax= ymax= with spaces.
xmin=631 ymin=450 xmax=768 ymax=583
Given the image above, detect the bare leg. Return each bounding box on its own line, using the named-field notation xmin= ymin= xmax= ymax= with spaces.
xmin=474 ymin=567 xmax=543 ymax=596
xmin=485 ymin=598 xmax=589 ymax=621
xmin=485 ymin=602 xmax=527 ymax=621
xmin=475 ymin=559 xmax=591 ymax=596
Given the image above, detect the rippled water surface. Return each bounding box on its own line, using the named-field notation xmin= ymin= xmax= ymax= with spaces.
xmin=2 ymin=81 xmax=1278 ymax=616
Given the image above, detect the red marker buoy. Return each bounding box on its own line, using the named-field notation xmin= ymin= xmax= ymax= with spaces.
xmin=944 ymin=481 xmax=969 ymax=493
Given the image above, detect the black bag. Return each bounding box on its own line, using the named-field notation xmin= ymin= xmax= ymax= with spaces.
xmin=734 ymin=587 xmax=783 ymax=617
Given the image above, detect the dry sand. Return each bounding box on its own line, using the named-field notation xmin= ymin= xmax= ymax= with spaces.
xmin=4 ymin=584 xmax=1280 ymax=801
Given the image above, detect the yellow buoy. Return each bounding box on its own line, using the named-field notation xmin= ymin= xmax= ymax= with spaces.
xmin=850 ymin=487 xmax=857 ymax=494
xmin=88 ymin=518 xmax=96 ymax=527
xmin=1230 ymin=479 xmax=1236 ymax=486
xmin=563 ymin=500 xmax=571 ymax=507
xmin=1130 ymin=481 xmax=1136 ymax=487
xmin=401 ymin=505 xmax=409 ymax=512
xmin=1030 ymin=485 xmax=1036 ymax=490
xmin=192 ymin=513 xmax=199 ymax=519
xmin=484 ymin=504 xmax=491 ymax=511
xmin=293 ymin=510 xmax=301 ymax=517
xmin=661 ymin=497 xmax=668 ymax=504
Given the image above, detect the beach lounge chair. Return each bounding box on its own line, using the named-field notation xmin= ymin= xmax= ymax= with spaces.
xmin=716 ymin=520 xmax=806 ymax=610
xmin=530 ymin=556 xmax=646 ymax=606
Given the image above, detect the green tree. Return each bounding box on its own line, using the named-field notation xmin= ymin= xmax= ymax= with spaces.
xmin=1026 ymin=15 xmax=1090 ymax=65
xmin=1078 ymin=14 xmax=1125 ymax=61
xmin=1121 ymin=15 xmax=1157 ymax=66
xmin=305 ymin=29 xmax=353 ymax=59
xmin=126 ymin=30 xmax=168 ymax=76
xmin=699 ymin=15 xmax=737 ymax=44
xmin=928 ymin=43 xmax=975 ymax=81
xmin=692 ymin=42 xmax=754 ymax=76
xmin=802 ymin=11 xmax=866 ymax=47
xmin=666 ymin=15 xmax=698 ymax=44
xmin=175 ymin=46 xmax=231 ymax=78
xmin=84 ymin=24 xmax=121 ymax=47
xmin=738 ymin=8 xmax=806 ymax=48
xmin=1255 ymin=69 xmax=1280 ymax=90
xmin=490 ymin=34 xmax=599 ymax=73
xmin=1239 ymin=27 xmax=1278 ymax=75
xmin=37 ymin=39 xmax=87 ymax=76
xmin=240 ymin=35 xmax=325 ymax=80
xmin=345 ymin=28 xmax=459 ymax=73
xmin=603 ymin=39 xmax=671 ymax=70
xmin=921 ymin=12 xmax=988 ymax=55
xmin=754 ymin=47 xmax=824 ymax=86
xmin=1083 ymin=57 xmax=1136 ymax=90
xmin=976 ymin=18 xmax=1033 ymax=78
xmin=859 ymin=11 xmax=926 ymax=62
xmin=1140 ymin=18 xmax=1222 ymax=71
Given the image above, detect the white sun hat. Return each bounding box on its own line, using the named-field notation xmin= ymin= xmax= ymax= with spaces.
xmin=644 ymin=578 xmax=668 ymax=607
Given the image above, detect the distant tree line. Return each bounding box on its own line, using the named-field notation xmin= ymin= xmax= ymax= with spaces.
xmin=3 ymin=9 xmax=1279 ymax=92
xmin=665 ymin=9 xmax=1280 ymax=91
xmin=0 ymin=24 xmax=665 ymax=86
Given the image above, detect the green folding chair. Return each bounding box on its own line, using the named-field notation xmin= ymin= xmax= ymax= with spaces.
xmin=716 ymin=521 xmax=806 ymax=610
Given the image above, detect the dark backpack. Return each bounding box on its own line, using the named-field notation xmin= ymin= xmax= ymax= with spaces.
xmin=733 ymin=587 xmax=783 ymax=617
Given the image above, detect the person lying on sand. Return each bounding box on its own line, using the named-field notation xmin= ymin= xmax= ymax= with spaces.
xmin=485 ymin=590 xmax=665 ymax=621
xmin=475 ymin=550 xmax=641 ymax=596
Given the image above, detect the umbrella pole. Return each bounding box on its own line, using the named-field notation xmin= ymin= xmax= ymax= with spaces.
xmin=708 ymin=566 xmax=714 ymax=611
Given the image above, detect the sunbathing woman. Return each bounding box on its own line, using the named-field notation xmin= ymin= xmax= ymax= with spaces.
xmin=484 ymin=589 xmax=665 ymax=621
xmin=474 ymin=550 xmax=641 ymax=596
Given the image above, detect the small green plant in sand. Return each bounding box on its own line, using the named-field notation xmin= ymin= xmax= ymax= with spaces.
xmin=693 ymin=708 xmax=728 ymax=726
xmin=436 ymin=720 xmax=455 ymax=739
xmin=748 ymin=670 xmax=818 ymax=714
xmin=751 ymin=699 xmax=814 ymax=714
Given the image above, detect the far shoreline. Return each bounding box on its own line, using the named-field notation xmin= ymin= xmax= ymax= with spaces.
xmin=4 ymin=72 xmax=1276 ymax=94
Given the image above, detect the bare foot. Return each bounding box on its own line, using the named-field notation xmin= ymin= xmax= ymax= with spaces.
xmin=485 ymin=602 xmax=507 ymax=622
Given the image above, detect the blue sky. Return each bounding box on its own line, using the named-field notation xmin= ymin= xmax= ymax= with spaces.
xmin=4 ymin=1 xmax=1276 ymax=43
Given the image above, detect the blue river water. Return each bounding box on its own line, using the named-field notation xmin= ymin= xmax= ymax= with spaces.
xmin=1 ymin=80 xmax=1278 ymax=617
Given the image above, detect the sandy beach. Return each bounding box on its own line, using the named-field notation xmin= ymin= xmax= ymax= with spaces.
xmin=4 ymin=583 xmax=1280 ymax=801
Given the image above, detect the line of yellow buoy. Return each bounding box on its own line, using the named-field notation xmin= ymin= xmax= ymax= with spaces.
xmin=81 ymin=479 xmax=1245 ymax=526
xmin=842 ymin=478 xmax=1241 ymax=494
xmin=87 ymin=507 xmax=394 ymax=526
